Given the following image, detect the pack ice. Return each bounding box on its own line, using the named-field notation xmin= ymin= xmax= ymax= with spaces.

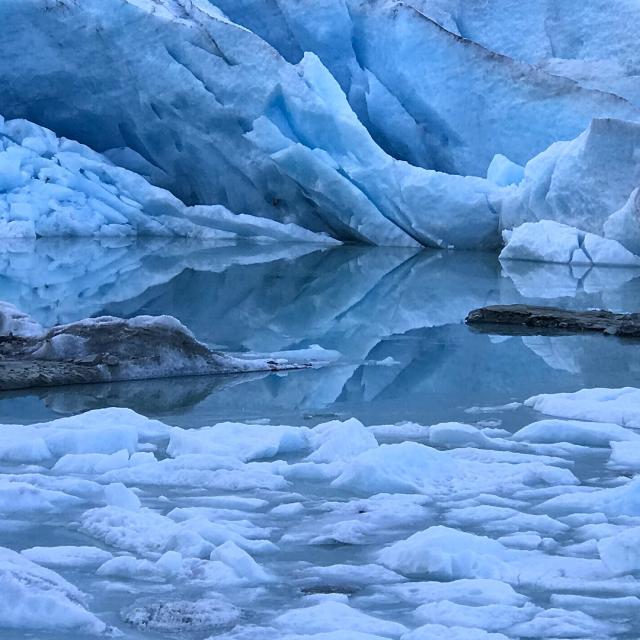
xmin=3 ymin=389 xmax=640 ymax=636
xmin=0 ymin=0 xmax=639 ymax=256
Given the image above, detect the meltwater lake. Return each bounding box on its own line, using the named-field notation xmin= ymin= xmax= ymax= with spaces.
xmin=2 ymin=239 xmax=640 ymax=639
xmin=2 ymin=238 xmax=640 ymax=427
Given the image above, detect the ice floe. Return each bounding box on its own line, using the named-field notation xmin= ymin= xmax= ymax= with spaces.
xmin=1 ymin=393 xmax=640 ymax=635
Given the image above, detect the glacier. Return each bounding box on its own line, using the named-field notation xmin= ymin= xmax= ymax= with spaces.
xmin=0 ymin=0 xmax=638 ymax=255
xmin=3 ymin=1 xmax=640 ymax=638
xmin=0 ymin=116 xmax=335 ymax=242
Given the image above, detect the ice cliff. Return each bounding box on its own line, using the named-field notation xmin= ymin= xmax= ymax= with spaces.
xmin=0 ymin=0 xmax=639 ymax=256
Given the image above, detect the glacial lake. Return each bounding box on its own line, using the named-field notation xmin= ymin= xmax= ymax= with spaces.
xmin=2 ymin=239 xmax=640 ymax=428
xmin=2 ymin=238 xmax=640 ymax=639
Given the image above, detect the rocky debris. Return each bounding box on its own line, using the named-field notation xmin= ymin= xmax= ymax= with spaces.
xmin=121 ymin=598 xmax=241 ymax=633
xmin=466 ymin=304 xmax=640 ymax=337
xmin=0 ymin=308 xmax=315 ymax=391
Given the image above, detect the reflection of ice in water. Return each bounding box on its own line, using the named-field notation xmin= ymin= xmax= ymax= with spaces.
xmin=1 ymin=241 xmax=640 ymax=426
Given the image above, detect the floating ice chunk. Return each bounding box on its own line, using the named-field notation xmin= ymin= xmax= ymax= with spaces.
xmin=379 ymin=525 xmax=610 ymax=589
xmin=274 ymin=600 xmax=407 ymax=637
xmin=283 ymin=494 xmax=431 ymax=547
xmin=526 ymin=387 xmax=640 ymax=428
xmin=509 ymin=607 xmax=619 ymax=638
xmin=210 ymin=541 xmax=273 ymax=584
xmin=598 ymin=527 xmax=640 ymax=574
xmin=155 ymin=550 xmax=183 ymax=575
xmin=52 ymin=449 xmax=142 ymax=475
xmin=97 ymin=555 xmax=162 ymax=582
xmin=429 ymin=423 xmax=492 ymax=448
xmin=387 ymin=579 xmax=527 ymax=607
xmin=540 ymin=477 xmax=640 ymax=516
xmin=465 ymin=403 xmax=521 ymax=414
xmin=513 ymin=419 xmax=640 ymax=447
xmin=300 ymin=563 xmax=406 ymax=592
xmin=368 ymin=423 xmax=432 ymax=441
xmin=101 ymin=455 xmax=287 ymax=492
xmin=332 ymin=441 xmax=576 ymax=497
xmin=0 ymin=479 xmax=82 ymax=515
xmin=122 ymin=597 xmax=241 ymax=632
xmin=270 ymin=502 xmax=305 ymax=517
xmin=446 ymin=505 xmax=568 ymax=537
xmin=307 ymin=419 xmax=378 ymax=463
xmin=378 ymin=526 xmax=513 ymax=580
xmin=0 ymin=547 xmax=106 ymax=634
xmin=609 ymin=441 xmax=640 ymax=471
xmin=21 ymin=545 xmax=113 ymax=569
xmin=168 ymin=423 xmax=310 ymax=461
xmin=0 ymin=426 xmax=52 ymax=463
xmin=281 ymin=632 xmax=391 ymax=640
xmin=403 ymin=625 xmax=509 ymax=640
xmin=498 ymin=533 xmax=543 ymax=550
xmin=0 ymin=408 xmax=169 ymax=463
xmin=103 ymin=482 xmax=141 ymax=511
xmin=2 ymin=306 xmax=331 ymax=391
xmin=414 ymin=600 xmax=537 ymax=633
xmin=550 ymin=593 xmax=640 ymax=616
xmin=81 ymin=506 xmax=189 ymax=556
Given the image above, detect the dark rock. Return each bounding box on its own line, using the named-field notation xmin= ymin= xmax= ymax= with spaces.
xmin=122 ymin=598 xmax=241 ymax=633
xmin=466 ymin=304 xmax=640 ymax=337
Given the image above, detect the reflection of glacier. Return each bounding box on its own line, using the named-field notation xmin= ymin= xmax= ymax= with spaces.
xmin=3 ymin=241 xmax=640 ymax=424
xmin=0 ymin=238 xmax=323 ymax=327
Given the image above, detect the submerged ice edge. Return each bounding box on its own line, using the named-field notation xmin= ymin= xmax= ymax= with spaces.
xmin=2 ymin=388 xmax=640 ymax=638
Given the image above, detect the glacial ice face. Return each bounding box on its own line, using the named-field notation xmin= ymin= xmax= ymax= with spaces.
xmin=500 ymin=119 xmax=640 ymax=239
xmin=0 ymin=116 xmax=333 ymax=242
xmin=1 ymin=0 xmax=639 ymax=250
xmin=212 ymin=0 xmax=640 ymax=174
xmin=248 ymin=52 xmax=500 ymax=248
xmin=414 ymin=0 xmax=640 ymax=105
xmin=0 ymin=0 xmax=375 ymax=235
